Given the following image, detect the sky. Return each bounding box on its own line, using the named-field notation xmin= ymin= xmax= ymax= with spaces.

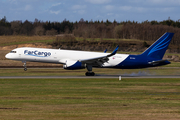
xmin=0 ymin=0 xmax=180 ymax=23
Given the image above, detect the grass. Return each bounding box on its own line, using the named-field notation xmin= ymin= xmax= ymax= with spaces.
xmin=0 ymin=36 xmax=56 ymax=46
xmin=163 ymin=62 xmax=180 ymax=67
xmin=1 ymin=67 xmax=180 ymax=76
xmin=0 ymin=78 xmax=180 ymax=120
xmin=0 ymin=36 xmax=144 ymax=47
xmin=76 ymin=37 xmax=143 ymax=42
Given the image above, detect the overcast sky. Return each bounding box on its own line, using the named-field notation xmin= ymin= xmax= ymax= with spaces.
xmin=0 ymin=0 xmax=180 ymax=22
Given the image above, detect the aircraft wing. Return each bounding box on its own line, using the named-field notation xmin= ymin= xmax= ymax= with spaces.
xmin=79 ymin=45 xmax=119 ymax=67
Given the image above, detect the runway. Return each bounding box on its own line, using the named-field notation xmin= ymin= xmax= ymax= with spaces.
xmin=1 ymin=75 xmax=180 ymax=79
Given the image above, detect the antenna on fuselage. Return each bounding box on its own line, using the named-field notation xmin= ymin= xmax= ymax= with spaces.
xmin=59 ymin=45 xmax=62 ymax=50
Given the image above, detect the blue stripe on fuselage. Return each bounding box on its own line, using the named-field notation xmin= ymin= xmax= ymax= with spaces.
xmin=115 ymin=55 xmax=147 ymax=69
xmin=114 ymin=55 xmax=170 ymax=69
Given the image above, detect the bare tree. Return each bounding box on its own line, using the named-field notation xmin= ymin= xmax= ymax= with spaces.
xmin=11 ymin=21 xmax=21 ymax=35
xmin=46 ymin=28 xmax=58 ymax=36
xmin=34 ymin=26 xmax=45 ymax=36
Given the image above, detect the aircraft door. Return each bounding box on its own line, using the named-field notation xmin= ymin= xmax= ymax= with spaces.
xmin=54 ymin=52 xmax=57 ymax=59
xmin=18 ymin=51 xmax=21 ymax=58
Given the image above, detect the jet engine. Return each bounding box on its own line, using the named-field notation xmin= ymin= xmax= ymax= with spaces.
xmin=63 ymin=60 xmax=85 ymax=70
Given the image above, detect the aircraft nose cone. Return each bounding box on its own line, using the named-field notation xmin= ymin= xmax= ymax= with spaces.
xmin=5 ymin=53 xmax=11 ymax=59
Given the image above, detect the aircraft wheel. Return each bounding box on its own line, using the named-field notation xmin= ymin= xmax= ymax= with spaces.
xmin=91 ymin=72 xmax=95 ymax=76
xmin=85 ymin=72 xmax=95 ymax=76
xmin=24 ymin=68 xmax=27 ymax=71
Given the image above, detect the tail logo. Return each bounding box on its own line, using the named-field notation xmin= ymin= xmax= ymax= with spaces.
xmin=148 ymin=34 xmax=170 ymax=56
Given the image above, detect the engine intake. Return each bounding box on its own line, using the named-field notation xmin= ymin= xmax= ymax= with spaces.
xmin=63 ymin=60 xmax=85 ymax=70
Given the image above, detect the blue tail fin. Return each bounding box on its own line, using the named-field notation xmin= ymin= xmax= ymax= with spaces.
xmin=140 ymin=32 xmax=174 ymax=59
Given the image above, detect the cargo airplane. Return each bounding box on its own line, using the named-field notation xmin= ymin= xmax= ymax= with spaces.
xmin=5 ymin=32 xmax=174 ymax=76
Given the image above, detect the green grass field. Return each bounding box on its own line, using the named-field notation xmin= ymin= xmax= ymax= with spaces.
xmin=0 ymin=78 xmax=180 ymax=120
xmin=0 ymin=66 xmax=180 ymax=76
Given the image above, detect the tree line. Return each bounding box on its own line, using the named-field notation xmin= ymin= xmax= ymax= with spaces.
xmin=0 ymin=16 xmax=180 ymax=45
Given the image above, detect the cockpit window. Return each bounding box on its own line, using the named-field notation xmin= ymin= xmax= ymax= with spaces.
xmin=10 ymin=51 xmax=16 ymax=53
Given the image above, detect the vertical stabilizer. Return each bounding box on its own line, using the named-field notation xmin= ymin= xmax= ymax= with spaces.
xmin=140 ymin=32 xmax=174 ymax=59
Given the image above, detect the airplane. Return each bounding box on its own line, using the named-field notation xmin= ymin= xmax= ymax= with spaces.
xmin=5 ymin=32 xmax=174 ymax=76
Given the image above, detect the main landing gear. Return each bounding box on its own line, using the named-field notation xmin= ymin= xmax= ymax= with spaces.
xmin=85 ymin=65 xmax=95 ymax=76
xmin=23 ymin=61 xmax=27 ymax=71
xmin=85 ymin=72 xmax=95 ymax=76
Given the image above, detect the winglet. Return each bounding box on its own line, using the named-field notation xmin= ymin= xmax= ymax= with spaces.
xmin=104 ymin=49 xmax=107 ymax=53
xmin=79 ymin=45 xmax=119 ymax=63
xmin=107 ymin=45 xmax=119 ymax=57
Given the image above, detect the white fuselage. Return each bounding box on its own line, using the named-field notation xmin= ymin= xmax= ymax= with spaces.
xmin=5 ymin=47 xmax=129 ymax=68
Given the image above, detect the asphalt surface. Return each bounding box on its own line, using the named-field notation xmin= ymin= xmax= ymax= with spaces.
xmin=1 ymin=75 xmax=180 ymax=79
xmin=1 ymin=67 xmax=180 ymax=79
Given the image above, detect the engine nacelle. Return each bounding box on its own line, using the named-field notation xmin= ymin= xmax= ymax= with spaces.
xmin=63 ymin=60 xmax=85 ymax=70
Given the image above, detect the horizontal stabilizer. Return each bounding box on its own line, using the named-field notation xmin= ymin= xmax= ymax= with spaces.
xmin=148 ymin=59 xmax=170 ymax=65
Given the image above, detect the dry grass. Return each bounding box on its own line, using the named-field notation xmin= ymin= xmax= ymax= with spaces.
xmin=0 ymin=35 xmax=55 ymax=46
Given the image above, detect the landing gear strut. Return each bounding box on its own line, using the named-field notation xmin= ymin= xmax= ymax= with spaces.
xmin=85 ymin=65 xmax=95 ymax=76
xmin=23 ymin=61 xmax=27 ymax=71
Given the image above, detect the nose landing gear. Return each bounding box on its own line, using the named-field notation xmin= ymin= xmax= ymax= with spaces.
xmin=22 ymin=61 xmax=27 ymax=71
